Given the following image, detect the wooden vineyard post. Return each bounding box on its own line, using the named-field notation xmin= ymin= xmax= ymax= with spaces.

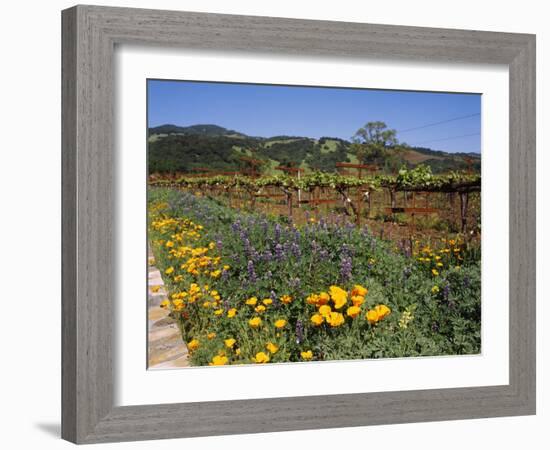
xmin=460 ymin=192 xmax=469 ymax=233
xmin=367 ymin=190 xmax=372 ymax=219
xmin=448 ymin=192 xmax=456 ymax=227
xmin=355 ymin=188 xmax=362 ymax=226
xmin=286 ymin=191 xmax=293 ymax=219
xmin=313 ymin=187 xmax=319 ymax=220
xmin=250 ymin=188 xmax=256 ymax=210
xmin=389 ymin=188 xmax=397 ymax=222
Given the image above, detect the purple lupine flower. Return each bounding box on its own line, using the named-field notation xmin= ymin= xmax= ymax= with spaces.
xmin=231 ymin=220 xmax=241 ymax=233
xmin=295 ymin=320 xmax=304 ymax=344
xmin=340 ymin=255 xmax=352 ymax=283
xmin=274 ymin=243 xmax=284 ymax=260
xmin=283 ymin=241 xmax=291 ymax=255
xmin=340 ymin=243 xmax=351 ymax=257
xmin=443 ymin=283 xmax=450 ymax=302
xmin=291 ymin=242 xmax=301 ymax=258
xmin=247 ymin=260 xmax=257 ymax=283
xmin=274 ymin=223 xmax=281 ymax=242
xmin=263 ymin=250 xmax=273 ymax=262
xmin=242 ymin=237 xmax=252 ymax=256
xmin=463 ymin=276 xmax=471 ymax=288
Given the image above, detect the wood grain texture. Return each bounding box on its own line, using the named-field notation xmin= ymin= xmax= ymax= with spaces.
xmin=61 ymin=4 xmax=536 ymax=444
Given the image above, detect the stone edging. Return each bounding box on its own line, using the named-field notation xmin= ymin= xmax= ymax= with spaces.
xmin=147 ymin=247 xmax=190 ymax=369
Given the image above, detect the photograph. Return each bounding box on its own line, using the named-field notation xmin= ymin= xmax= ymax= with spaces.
xmin=146 ymin=79 xmax=482 ymax=368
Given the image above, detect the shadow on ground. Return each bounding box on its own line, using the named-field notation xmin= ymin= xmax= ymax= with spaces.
xmin=35 ymin=423 xmax=61 ymax=438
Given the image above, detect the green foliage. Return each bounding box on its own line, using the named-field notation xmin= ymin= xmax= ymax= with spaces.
xmin=150 ymin=169 xmax=480 ymax=194
xmin=148 ymin=134 xmax=260 ymax=173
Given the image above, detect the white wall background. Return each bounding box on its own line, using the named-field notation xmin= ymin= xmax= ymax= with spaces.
xmin=0 ymin=1 xmax=546 ymax=449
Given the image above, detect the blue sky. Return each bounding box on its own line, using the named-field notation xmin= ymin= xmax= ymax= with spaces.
xmin=147 ymin=79 xmax=481 ymax=153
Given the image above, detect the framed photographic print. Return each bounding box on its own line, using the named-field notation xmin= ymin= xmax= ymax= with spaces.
xmin=62 ymin=5 xmax=536 ymax=444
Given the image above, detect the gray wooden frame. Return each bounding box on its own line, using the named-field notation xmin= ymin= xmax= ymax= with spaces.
xmin=62 ymin=4 xmax=536 ymax=444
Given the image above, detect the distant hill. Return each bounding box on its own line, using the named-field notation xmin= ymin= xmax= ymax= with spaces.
xmin=149 ymin=124 xmax=248 ymax=138
xmin=148 ymin=124 xmax=481 ymax=175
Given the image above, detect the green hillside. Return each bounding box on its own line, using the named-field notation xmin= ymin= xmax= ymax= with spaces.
xmin=148 ymin=124 xmax=480 ymax=175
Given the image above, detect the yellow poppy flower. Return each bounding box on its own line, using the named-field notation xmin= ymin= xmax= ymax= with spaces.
xmin=280 ymin=295 xmax=293 ymax=305
xmin=165 ymin=266 xmax=174 ymax=275
xmin=351 ymin=285 xmax=368 ymax=297
xmin=306 ymin=294 xmax=320 ymax=305
xmin=159 ymin=299 xmax=170 ymax=309
xmin=262 ymin=298 xmax=273 ymax=306
xmin=227 ymin=308 xmax=237 ymax=318
xmin=245 ymin=297 xmax=258 ymax=306
xmin=224 ymin=338 xmax=236 ymax=348
xmin=318 ymin=304 xmax=332 ymax=318
xmin=172 ymin=299 xmax=184 ymax=311
xmin=187 ymin=339 xmax=200 ymax=351
xmin=326 ymin=311 xmax=345 ymax=327
xmin=255 ymin=305 xmax=266 ymax=313
xmin=351 ymin=295 xmax=365 ymax=307
xmin=310 ymin=313 xmax=324 ymax=326
xmin=329 ymin=286 xmax=348 ymax=309
xmin=253 ymin=352 xmax=270 ymax=363
xmin=366 ymin=309 xmax=379 ymax=324
xmin=207 ymin=332 xmax=216 ymax=340
xmin=346 ymin=305 xmax=361 ymax=318
xmin=210 ymin=355 xmax=228 ymax=366
xmin=374 ymin=304 xmax=391 ymax=320
xmin=318 ymin=292 xmax=330 ymax=305
xmin=214 ymin=309 xmax=223 ymax=316
xmin=274 ymin=319 xmax=287 ymax=329
xmin=266 ymin=342 xmax=279 ymax=354
xmin=248 ymin=317 xmax=262 ymax=328
xmin=301 ymin=350 xmax=313 ymax=361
